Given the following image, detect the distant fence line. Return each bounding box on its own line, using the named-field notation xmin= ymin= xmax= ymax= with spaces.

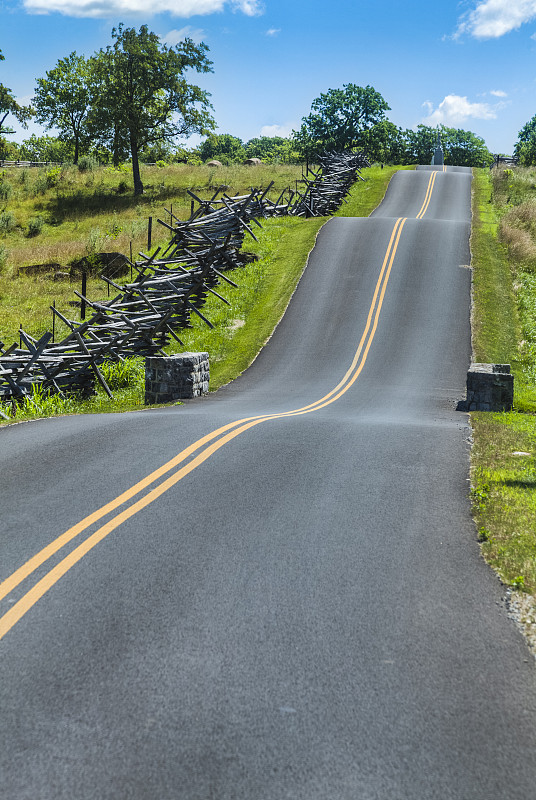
xmin=491 ymin=155 xmax=519 ymax=169
xmin=0 ymin=160 xmax=63 ymax=168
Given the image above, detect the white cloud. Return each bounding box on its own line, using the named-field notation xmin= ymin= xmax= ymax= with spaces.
xmin=235 ymin=0 xmax=264 ymax=14
xmin=260 ymin=123 xmax=294 ymax=137
xmin=421 ymin=94 xmax=498 ymax=126
xmin=490 ymin=89 xmax=508 ymax=96
xmin=162 ymin=27 xmax=205 ymax=45
xmin=266 ymin=27 xmax=280 ymax=36
xmin=455 ymin=0 xmax=536 ymax=39
xmin=23 ymin=0 xmax=263 ymax=18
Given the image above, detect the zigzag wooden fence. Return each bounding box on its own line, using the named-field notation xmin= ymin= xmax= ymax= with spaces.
xmin=0 ymin=150 xmax=369 ymax=413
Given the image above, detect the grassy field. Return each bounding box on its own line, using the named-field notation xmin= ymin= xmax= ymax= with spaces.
xmin=0 ymin=162 xmax=304 ymax=346
xmin=470 ymin=166 xmax=536 ymax=611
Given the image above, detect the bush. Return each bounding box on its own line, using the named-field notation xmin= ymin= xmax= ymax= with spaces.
xmin=45 ymin=167 xmax=61 ymax=187
xmin=33 ymin=173 xmax=48 ymax=195
xmin=33 ymin=167 xmax=61 ymax=194
xmin=0 ymin=179 xmax=13 ymax=201
xmin=27 ymin=216 xmax=45 ymax=237
xmin=77 ymin=156 xmax=98 ymax=172
xmin=0 ymin=211 xmax=16 ymax=234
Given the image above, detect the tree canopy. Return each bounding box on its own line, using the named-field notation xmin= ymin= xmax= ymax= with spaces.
xmin=292 ymin=84 xmax=390 ymax=159
xmin=514 ymin=116 xmax=536 ymax=165
xmin=33 ymin=52 xmax=92 ymax=164
xmin=199 ymin=133 xmax=245 ymax=164
xmin=90 ymin=24 xmax=215 ymax=194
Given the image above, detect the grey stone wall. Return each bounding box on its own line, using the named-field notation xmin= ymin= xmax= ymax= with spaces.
xmin=466 ymin=363 xmax=513 ymax=412
xmin=145 ymin=352 xmax=209 ymax=404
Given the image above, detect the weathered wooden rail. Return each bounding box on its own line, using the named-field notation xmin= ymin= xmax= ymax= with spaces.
xmin=0 ymin=150 xmax=369 ymax=408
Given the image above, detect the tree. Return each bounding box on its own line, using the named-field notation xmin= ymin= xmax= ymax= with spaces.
xmin=199 ymin=133 xmax=245 ymax=164
xmin=91 ymin=25 xmax=215 ymax=194
xmin=33 ymin=52 xmax=93 ymax=164
xmin=405 ymin=125 xmax=438 ymax=165
xmin=292 ymin=84 xmax=390 ymax=159
xmin=441 ymin=126 xmax=492 ymax=167
xmin=0 ymin=49 xmax=32 ymax=139
xmin=245 ymin=136 xmax=299 ymax=163
xmin=361 ymin=120 xmax=409 ymax=164
xmin=514 ymin=116 xmax=536 ymax=165
xmin=405 ymin=125 xmax=492 ymax=167
xmin=18 ymin=134 xmax=73 ymax=163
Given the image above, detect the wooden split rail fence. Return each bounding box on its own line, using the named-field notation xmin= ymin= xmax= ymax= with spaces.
xmin=0 ymin=150 xmax=369 ymax=411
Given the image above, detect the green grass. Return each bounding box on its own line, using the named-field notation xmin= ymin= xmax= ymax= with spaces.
xmin=470 ymin=167 xmax=536 ymax=600
xmin=471 ymin=169 xmax=520 ymax=367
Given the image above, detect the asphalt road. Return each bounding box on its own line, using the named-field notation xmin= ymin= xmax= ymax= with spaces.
xmin=2 ymin=165 xmax=536 ymax=799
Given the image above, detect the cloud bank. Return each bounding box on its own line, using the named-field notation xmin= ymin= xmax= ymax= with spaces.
xmin=456 ymin=0 xmax=536 ymax=39
xmin=23 ymin=0 xmax=264 ymax=18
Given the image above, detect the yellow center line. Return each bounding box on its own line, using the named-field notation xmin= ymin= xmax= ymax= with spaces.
xmin=416 ymin=171 xmax=437 ymax=219
xmin=0 ymin=180 xmax=433 ymax=642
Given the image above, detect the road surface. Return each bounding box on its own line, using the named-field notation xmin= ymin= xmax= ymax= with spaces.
xmin=1 ymin=165 xmax=536 ymax=799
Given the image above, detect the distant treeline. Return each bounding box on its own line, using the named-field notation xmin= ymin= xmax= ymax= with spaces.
xmin=1 ymin=31 xmax=498 ymax=180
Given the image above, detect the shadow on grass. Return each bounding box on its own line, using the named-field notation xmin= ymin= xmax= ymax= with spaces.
xmin=504 ymin=479 xmax=536 ymax=489
xmin=41 ymin=185 xmax=201 ymax=222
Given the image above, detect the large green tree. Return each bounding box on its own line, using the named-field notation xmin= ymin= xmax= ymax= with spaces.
xmin=441 ymin=126 xmax=492 ymax=167
xmin=33 ymin=52 xmax=92 ymax=164
xmin=404 ymin=125 xmax=438 ymax=165
xmin=405 ymin=124 xmax=492 ymax=167
xmin=91 ymin=25 xmax=215 ymax=194
xmin=292 ymin=84 xmax=390 ymax=159
xmin=361 ymin=120 xmax=408 ymax=164
xmin=514 ymin=115 xmax=536 ymax=165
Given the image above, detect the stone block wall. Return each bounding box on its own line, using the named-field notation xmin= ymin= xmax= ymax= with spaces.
xmin=145 ymin=352 xmax=209 ymax=404
xmin=466 ymin=363 xmax=513 ymax=412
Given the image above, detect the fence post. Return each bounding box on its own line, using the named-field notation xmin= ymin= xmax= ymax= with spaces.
xmin=81 ymin=272 xmax=87 ymax=320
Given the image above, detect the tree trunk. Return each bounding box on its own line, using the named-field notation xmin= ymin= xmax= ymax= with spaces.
xmin=113 ymin=122 xmax=120 ymax=167
xmin=74 ymin=135 xmax=79 ymax=165
xmin=130 ymin=132 xmax=143 ymax=195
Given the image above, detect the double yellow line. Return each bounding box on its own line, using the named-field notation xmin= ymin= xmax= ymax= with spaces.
xmin=417 ymin=171 xmax=438 ymax=218
xmin=1 ymin=168 xmax=444 ymax=642
xmin=0 ymin=218 xmax=407 ymax=642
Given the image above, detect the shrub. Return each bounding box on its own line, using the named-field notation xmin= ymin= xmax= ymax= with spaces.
xmin=0 ymin=179 xmax=13 ymax=201
xmin=45 ymin=166 xmax=61 ymax=187
xmin=27 ymin=216 xmax=45 ymax=237
xmin=33 ymin=173 xmax=48 ymax=195
xmin=77 ymin=155 xmax=98 ymax=172
xmin=0 ymin=211 xmax=16 ymax=234
xmin=156 ymin=160 xmax=167 ymax=168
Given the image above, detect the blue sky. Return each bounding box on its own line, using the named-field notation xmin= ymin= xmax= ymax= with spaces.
xmin=1 ymin=0 xmax=536 ymax=154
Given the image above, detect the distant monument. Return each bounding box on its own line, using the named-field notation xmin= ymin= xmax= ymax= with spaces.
xmin=432 ymin=130 xmax=444 ymax=166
